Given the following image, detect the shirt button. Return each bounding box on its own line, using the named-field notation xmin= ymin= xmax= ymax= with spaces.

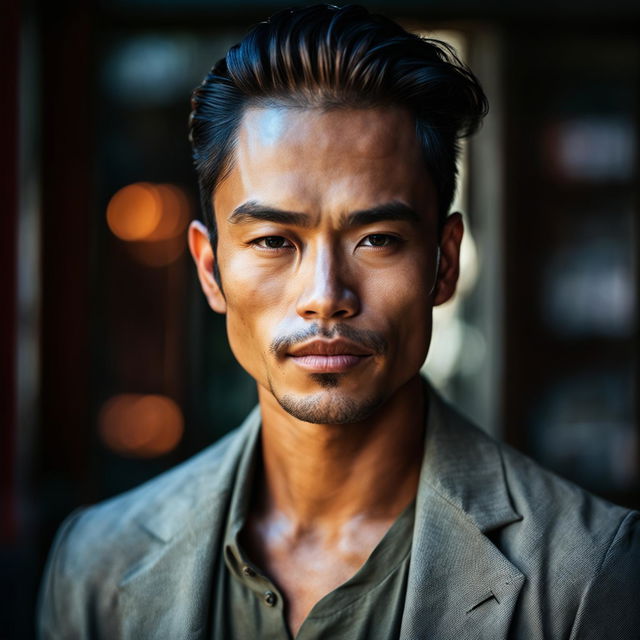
xmin=242 ymin=565 xmax=256 ymax=577
xmin=264 ymin=591 xmax=277 ymax=607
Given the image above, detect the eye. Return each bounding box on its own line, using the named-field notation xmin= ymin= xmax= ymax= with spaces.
xmin=252 ymin=236 xmax=294 ymax=250
xmin=359 ymin=234 xmax=399 ymax=248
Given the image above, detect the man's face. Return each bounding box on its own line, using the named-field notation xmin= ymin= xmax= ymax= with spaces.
xmin=192 ymin=106 xmax=462 ymax=424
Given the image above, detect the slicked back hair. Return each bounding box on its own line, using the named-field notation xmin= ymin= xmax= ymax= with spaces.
xmin=189 ymin=4 xmax=488 ymax=252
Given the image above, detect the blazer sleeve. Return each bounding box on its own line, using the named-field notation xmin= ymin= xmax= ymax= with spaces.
xmin=569 ymin=510 xmax=640 ymax=639
xmin=37 ymin=508 xmax=90 ymax=640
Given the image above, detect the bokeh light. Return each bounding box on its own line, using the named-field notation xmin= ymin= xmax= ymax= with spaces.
xmin=107 ymin=182 xmax=162 ymax=241
xmin=98 ymin=393 xmax=184 ymax=458
xmin=145 ymin=184 xmax=190 ymax=241
xmin=106 ymin=182 xmax=191 ymax=266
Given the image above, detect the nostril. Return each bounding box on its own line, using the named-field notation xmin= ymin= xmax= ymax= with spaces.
xmin=295 ymin=283 xmax=360 ymax=320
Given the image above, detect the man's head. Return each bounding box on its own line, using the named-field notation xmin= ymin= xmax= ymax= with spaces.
xmin=188 ymin=5 xmax=487 ymax=424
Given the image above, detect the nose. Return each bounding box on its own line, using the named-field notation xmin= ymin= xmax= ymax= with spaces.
xmin=295 ymin=244 xmax=360 ymax=320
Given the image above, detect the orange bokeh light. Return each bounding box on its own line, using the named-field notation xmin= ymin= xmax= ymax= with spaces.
xmin=106 ymin=183 xmax=163 ymax=241
xmin=106 ymin=182 xmax=191 ymax=266
xmin=98 ymin=393 xmax=184 ymax=458
xmin=146 ymin=184 xmax=190 ymax=241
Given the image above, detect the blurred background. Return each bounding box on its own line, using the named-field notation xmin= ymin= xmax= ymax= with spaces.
xmin=2 ymin=0 xmax=639 ymax=636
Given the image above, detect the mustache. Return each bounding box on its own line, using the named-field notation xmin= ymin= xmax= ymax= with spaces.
xmin=270 ymin=323 xmax=388 ymax=357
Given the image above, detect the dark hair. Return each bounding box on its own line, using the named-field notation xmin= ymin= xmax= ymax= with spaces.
xmin=189 ymin=4 xmax=487 ymax=249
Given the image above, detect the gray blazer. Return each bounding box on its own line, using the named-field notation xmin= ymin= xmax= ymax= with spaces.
xmin=38 ymin=388 xmax=640 ymax=639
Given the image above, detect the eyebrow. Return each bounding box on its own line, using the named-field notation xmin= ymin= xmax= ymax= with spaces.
xmin=228 ymin=201 xmax=311 ymax=227
xmin=227 ymin=200 xmax=421 ymax=229
xmin=340 ymin=202 xmax=421 ymax=229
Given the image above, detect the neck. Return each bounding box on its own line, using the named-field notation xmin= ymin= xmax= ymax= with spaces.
xmin=255 ymin=375 xmax=425 ymax=534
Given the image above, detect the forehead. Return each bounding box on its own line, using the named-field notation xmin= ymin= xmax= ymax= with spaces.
xmin=214 ymin=105 xmax=436 ymax=223
xmin=241 ymin=105 xmax=419 ymax=159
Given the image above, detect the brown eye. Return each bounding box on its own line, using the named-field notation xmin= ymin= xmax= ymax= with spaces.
xmin=362 ymin=234 xmax=395 ymax=247
xmin=254 ymin=236 xmax=292 ymax=249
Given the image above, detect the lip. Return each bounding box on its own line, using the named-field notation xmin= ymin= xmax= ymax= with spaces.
xmin=288 ymin=339 xmax=373 ymax=357
xmin=289 ymin=354 xmax=369 ymax=373
xmin=287 ymin=339 xmax=373 ymax=373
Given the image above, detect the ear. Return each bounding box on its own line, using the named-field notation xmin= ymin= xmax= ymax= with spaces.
xmin=188 ymin=220 xmax=227 ymax=314
xmin=433 ymin=212 xmax=464 ymax=307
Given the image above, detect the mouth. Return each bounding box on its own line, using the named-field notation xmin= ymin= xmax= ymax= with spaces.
xmin=287 ymin=339 xmax=373 ymax=373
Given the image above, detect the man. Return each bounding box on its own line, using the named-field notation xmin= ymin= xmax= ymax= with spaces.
xmin=39 ymin=5 xmax=639 ymax=639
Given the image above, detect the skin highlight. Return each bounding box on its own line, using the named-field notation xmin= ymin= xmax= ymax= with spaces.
xmin=189 ymin=105 xmax=463 ymax=635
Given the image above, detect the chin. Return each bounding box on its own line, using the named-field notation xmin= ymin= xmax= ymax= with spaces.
xmin=275 ymin=387 xmax=385 ymax=425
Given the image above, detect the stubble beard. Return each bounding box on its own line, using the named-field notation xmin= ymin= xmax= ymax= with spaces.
xmin=270 ymin=373 xmax=385 ymax=425
xmin=266 ymin=323 xmax=390 ymax=424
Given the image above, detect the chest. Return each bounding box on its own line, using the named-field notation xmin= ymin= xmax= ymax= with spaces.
xmin=219 ymin=529 xmax=412 ymax=640
xmin=242 ymin=517 xmax=399 ymax=635
xmin=266 ymin=544 xmax=370 ymax=634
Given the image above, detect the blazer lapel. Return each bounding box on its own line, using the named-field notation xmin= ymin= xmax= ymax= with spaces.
xmin=116 ymin=494 xmax=227 ymax=639
xmin=115 ymin=408 xmax=262 ymax=639
xmin=400 ymin=387 xmax=525 ymax=639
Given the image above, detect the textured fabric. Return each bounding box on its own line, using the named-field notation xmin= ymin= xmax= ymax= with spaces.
xmin=38 ymin=385 xmax=640 ymax=639
xmin=213 ymin=421 xmax=413 ymax=639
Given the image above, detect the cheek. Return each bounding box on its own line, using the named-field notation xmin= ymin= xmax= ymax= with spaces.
xmin=220 ymin=252 xmax=289 ymax=376
xmin=363 ymin=261 xmax=433 ymax=365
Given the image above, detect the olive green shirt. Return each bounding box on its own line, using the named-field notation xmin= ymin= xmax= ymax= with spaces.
xmin=210 ymin=430 xmax=415 ymax=639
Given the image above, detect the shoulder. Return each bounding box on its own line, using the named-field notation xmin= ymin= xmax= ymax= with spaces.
xmin=432 ymin=389 xmax=639 ymax=612
xmin=442 ymin=401 xmax=640 ymax=634
xmin=496 ymin=433 xmax=636 ymax=553
xmin=436 ymin=394 xmax=636 ymax=556
xmin=37 ymin=409 xmax=259 ymax=637
xmin=477 ymin=422 xmax=640 ymax=633
xmin=501 ymin=439 xmax=640 ymax=634
xmin=72 ymin=415 xmax=251 ymax=548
